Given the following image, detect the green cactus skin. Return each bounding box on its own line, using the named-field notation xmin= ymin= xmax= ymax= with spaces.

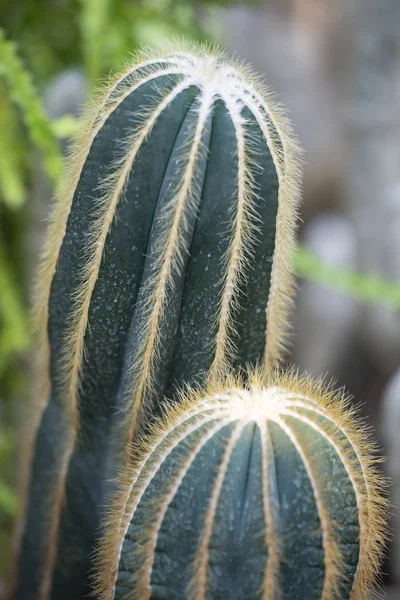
xmin=94 ymin=370 xmax=387 ymax=600
xmin=14 ymin=45 xmax=300 ymax=599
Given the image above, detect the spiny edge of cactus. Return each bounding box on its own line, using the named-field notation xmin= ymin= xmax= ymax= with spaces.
xmin=92 ymin=367 xmax=388 ymax=600
xmin=16 ymin=41 xmax=302 ymax=598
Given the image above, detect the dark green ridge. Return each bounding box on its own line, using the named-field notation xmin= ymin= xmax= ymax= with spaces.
xmin=284 ymin=415 xmax=360 ymax=599
xmin=231 ymin=106 xmax=279 ymax=368
xmin=116 ymin=421 xmax=236 ymax=599
xmin=15 ymin=400 xmax=68 ymax=599
xmin=207 ymin=423 xmax=267 ymax=599
xmin=267 ymin=421 xmax=325 ymax=600
xmin=256 ymin=104 xmax=285 ymax=172
xmin=16 ymin=77 xmax=199 ymax=600
xmin=117 ymin=95 xmax=213 ymax=418
xmin=161 ymin=98 xmax=238 ymax=395
xmin=300 ymin=407 xmax=365 ymax=480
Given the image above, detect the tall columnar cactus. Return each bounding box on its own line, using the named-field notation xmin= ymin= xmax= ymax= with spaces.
xmin=15 ymin=45 xmax=300 ymax=599
xmin=94 ymin=371 xmax=387 ymax=600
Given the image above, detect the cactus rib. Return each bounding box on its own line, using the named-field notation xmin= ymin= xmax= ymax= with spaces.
xmin=124 ymin=85 xmax=214 ymax=446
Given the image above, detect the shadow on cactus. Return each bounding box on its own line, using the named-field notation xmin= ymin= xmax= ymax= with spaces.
xmin=94 ymin=370 xmax=387 ymax=600
xmin=12 ymin=42 xmax=387 ymax=600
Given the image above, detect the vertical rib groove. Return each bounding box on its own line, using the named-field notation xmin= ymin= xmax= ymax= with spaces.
xmin=207 ymin=105 xmax=253 ymax=380
xmin=260 ymin=423 xmax=281 ymax=600
xmin=243 ymin=93 xmax=300 ymax=368
xmin=190 ymin=422 xmax=244 ymax=599
xmin=136 ymin=419 xmax=234 ymax=600
xmin=124 ymin=89 xmax=214 ymax=446
xmin=276 ymin=416 xmax=341 ymax=600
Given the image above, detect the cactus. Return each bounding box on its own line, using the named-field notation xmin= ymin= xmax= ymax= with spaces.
xmin=93 ymin=370 xmax=387 ymax=600
xmin=15 ymin=44 xmax=300 ymax=599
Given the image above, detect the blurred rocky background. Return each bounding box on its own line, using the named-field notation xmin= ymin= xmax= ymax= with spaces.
xmin=0 ymin=1 xmax=399 ymax=597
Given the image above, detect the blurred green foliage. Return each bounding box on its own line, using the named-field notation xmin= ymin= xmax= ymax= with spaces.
xmin=295 ymin=247 xmax=400 ymax=310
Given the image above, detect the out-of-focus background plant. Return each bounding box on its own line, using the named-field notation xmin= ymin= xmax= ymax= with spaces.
xmin=0 ymin=1 xmax=399 ymax=598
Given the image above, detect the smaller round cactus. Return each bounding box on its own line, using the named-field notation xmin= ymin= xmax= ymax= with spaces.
xmin=93 ymin=370 xmax=387 ymax=600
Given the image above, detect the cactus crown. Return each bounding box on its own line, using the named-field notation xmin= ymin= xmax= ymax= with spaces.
xmin=94 ymin=369 xmax=387 ymax=600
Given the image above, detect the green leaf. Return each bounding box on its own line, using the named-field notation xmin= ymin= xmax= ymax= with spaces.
xmin=51 ymin=114 xmax=81 ymax=139
xmin=0 ymin=91 xmax=26 ymax=208
xmin=0 ymin=28 xmax=61 ymax=185
xmin=295 ymin=246 xmax=400 ymax=310
xmin=0 ymin=239 xmax=30 ymax=374
xmin=0 ymin=480 xmax=18 ymax=517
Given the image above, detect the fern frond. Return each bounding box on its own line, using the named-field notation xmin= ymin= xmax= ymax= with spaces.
xmin=0 ymin=29 xmax=61 ymax=184
xmin=0 ymin=90 xmax=26 ymax=208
